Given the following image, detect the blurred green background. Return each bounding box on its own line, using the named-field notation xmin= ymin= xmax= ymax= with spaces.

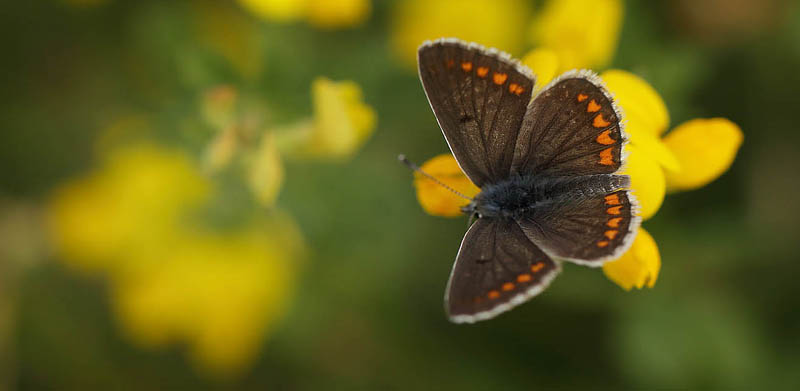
xmin=2 ymin=0 xmax=800 ymax=389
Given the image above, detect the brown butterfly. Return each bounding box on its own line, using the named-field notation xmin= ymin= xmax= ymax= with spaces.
xmin=414 ymin=38 xmax=640 ymax=323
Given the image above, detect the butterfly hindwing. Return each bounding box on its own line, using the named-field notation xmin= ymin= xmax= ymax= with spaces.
xmin=418 ymin=39 xmax=535 ymax=187
xmin=515 ymin=186 xmax=640 ymax=266
xmin=511 ymin=71 xmax=625 ymax=177
xmin=446 ymin=218 xmax=560 ymax=323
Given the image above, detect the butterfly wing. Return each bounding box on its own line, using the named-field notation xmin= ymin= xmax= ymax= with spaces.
xmin=446 ymin=217 xmax=560 ymax=323
xmin=511 ymin=70 xmax=625 ymax=177
xmin=418 ymin=38 xmax=536 ymax=187
xmin=516 ymin=187 xmax=640 ymax=266
xmin=507 ymin=70 xmax=639 ymax=265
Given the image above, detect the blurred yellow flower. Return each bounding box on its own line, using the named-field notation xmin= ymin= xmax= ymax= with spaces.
xmin=279 ymin=77 xmax=376 ymax=160
xmin=391 ymin=0 xmax=531 ymax=67
xmin=409 ymin=70 xmax=743 ymax=291
xmin=48 ymin=143 xmax=302 ymax=377
xmin=247 ymin=132 xmax=285 ymax=206
xmin=530 ymin=0 xmax=623 ymax=73
xmin=48 ymin=144 xmax=210 ymax=271
xmin=305 ymin=0 xmax=371 ymax=29
xmin=238 ymin=0 xmax=370 ymax=29
xmin=112 ymin=220 xmax=301 ymax=377
xmin=521 ymin=48 xmax=560 ymax=92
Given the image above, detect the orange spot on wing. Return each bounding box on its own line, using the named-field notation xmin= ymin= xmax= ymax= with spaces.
xmin=488 ymin=290 xmax=501 ymax=299
xmin=577 ymin=93 xmax=589 ymax=102
xmin=596 ymin=129 xmax=615 ymax=145
xmin=597 ymin=241 xmax=609 ymax=248
xmin=531 ymin=262 xmax=545 ymax=273
xmin=587 ymin=99 xmax=601 ymax=113
xmin=445 ymin=59 xmax=455 ymax=68
xmin=476 ymin=66 xmax=489 ymax=77
xmin=607 ymin=206 xmax=622 ymax=215
xmin=599 ymin=147 xmax=614 ymax=165
xmin=607 ymin=218 xmax=623 ymax=228
xmin=461 ymin=61 xmax=472 ymax=72
xmin=517 ymin=274 xmax=532 ymax=283
xmin=593 ymin=114 xmax=612 ymax=128
xmin=493 ymin=72 xmax=508 ymax=85
xmin=604 ymin=193 xmax=621 ymax=205
xmin=509 ymin=83 xmax=519 ymax=94
xmin=604 ymin=230 xmax=619 ymax=240
xmin=607 ymin=217 xmax=623 ymax=228
xmin=502 ymin=282 xmax=515 ymax=291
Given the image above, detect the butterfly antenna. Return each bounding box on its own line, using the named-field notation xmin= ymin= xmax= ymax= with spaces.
xmin=397 ymin=154 xmax=473 ymax=201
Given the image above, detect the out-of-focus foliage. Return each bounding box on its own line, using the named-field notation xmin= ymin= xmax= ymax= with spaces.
xmin=1 ymin=0 xmax=799 ymax=389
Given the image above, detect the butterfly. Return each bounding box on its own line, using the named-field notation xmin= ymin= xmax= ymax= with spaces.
xmin=415 ymin=38 xmax=641 ymax=323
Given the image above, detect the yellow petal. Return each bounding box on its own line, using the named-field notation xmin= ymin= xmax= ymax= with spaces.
xmin=413 ymin=154 xmax=480 ymax=217
xmin=237 ymin=0 xmax=306 ymax=22
xmin=530 ymin=0 xmax=623 ymax=70
xmin=305 ymin=0 xmax=370 ymax=29
xmin=602 ymin=228 xmax=660 ymax=290
xmin=305 ymin=77 xmax=377 ymax=159
xmin=622 ymin=145 xmax=665 ymax=220
xmin=521 ymin=48 xmax=559 ymax=90
xmin=663 ymin=118 xmax=744 ymax=192
xmin=391 ymin=0 xmax=530 ymax=68
xmin=601 ymin=69 xmax=679 ymax=171
xmin=601 ymin=69 xmax=670 ymax=137
xmin=627 ymin=130 xmax=681 ymax=173
xmin=247 ymin=132 xmax=284 ymax=206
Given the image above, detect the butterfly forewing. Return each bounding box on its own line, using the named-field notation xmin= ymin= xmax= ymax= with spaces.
xmin=418 ymin=39 xmax=535 ymax=187
xmin=512 ymin=73 xmax=625 ymax=177
xmin=446 ymin=218 xmax=560 ymax=323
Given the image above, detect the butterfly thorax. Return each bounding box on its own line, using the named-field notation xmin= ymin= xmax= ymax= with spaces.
xmin=462 ymin=174 xmax=629 ymax=219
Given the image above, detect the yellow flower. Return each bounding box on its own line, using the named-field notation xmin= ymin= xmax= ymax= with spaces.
xmin=601 ymin=70 xmax=744 ymax=216
xmin=391 ymin=0 xmax=531 ymax=68
xmin=278 ymin=77 xmax=376 ymax=160
xmin=47 ymin=143 xmax=302 ymax=377
xmin=409 ymin=70 xmax=742 ymax=291
xmin=600 ymin=70 xmax=742 ymax=289
xmin=530 ymin=0 xmax=623 ymax=72
xmin=413 ymin=154 xmax=481 ymax=217
xmin=237 ymin=0 xmax=370 ymax=29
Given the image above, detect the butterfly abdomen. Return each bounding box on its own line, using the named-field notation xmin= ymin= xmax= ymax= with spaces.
xmin=470 ymin=174 xmax=629 ymax=219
